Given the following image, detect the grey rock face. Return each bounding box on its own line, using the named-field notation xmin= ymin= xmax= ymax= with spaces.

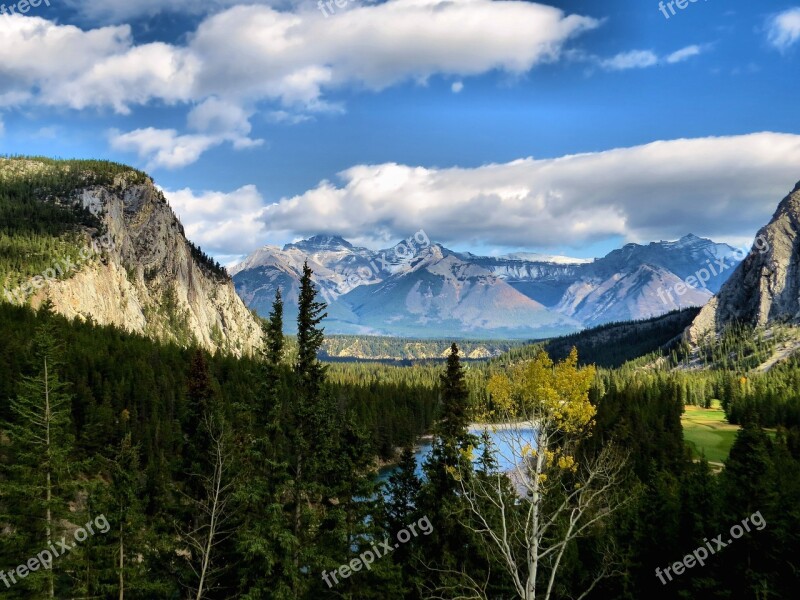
xmin=36 ymin=175 xmax=263 ymax=356
xmin=687 ymin=181 xmax=800 ymax=342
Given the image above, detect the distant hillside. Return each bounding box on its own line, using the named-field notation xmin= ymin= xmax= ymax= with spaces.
xmin=542 ymin=308 xmax=700 ymax=368
xmin=487 ymin=308 xmax=700 ymax=369
xmin=319 ymin=335 xmax=524 ymax=362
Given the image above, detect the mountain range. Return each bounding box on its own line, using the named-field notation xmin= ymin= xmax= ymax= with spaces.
xmin=9 ymin=157 xmax=798 ymax=349
xmin=232 ymin=233 xmax=742 ymax=338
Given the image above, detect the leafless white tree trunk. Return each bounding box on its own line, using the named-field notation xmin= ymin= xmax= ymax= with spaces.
xmin=448 ymin=418 xmax=628 ymax=600
xmin=178 ymin=414 xmax=235 ymax=600
xmin=44 ymin=358 xmax=55 ymax=600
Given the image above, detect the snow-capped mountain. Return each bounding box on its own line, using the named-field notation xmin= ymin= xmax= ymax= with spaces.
xmin=232 ymin=233 xmax=742 ymax=338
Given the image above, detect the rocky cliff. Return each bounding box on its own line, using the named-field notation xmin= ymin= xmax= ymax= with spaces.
xmin=687 ymin=181 xmax=800 ymax=342
xmin=1 ymin=158 xmax=262 ymax=356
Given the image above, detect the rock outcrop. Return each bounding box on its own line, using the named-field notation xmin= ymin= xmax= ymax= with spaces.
xmin=687 ymin=181 xmax=800 ymax=342
xmin=3 ymin=159 xmax=262 ymax=356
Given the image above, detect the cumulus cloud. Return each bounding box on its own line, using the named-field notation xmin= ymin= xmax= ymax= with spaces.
xmin=257 ymin=133 xmax=800 ymax=250
xmin=163 ymin=185 xmax=270 ymax=255
xmin=187 ymin=2 xmax=598 ymax=102
xmin=0 ymin=2 xmax=598 ymax=166
xmin=109 ymin=97 xmax=264 ymax=169
xmin=0 ymin=16 xmax=133 ymax=108
xmin=767 ymin=7 xmax=800 ymax=51
xmin=110 ymin=128 xmax=218 ymax=170
xmin=0 ymin=3 xmax=597 ymax=110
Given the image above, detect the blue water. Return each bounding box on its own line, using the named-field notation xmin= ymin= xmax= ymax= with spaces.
xmin=377 ymin=427 xmax=536 ymax=485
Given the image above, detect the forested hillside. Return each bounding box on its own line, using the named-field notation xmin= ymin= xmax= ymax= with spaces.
xmin=1 ymin=270 xmax=799 ymax=598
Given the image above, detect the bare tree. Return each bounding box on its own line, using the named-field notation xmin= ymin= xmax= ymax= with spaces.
xmin=441 ymin=349 xmax=629 ymax=600
xmin=178 ymin=414 xmax=236 ymax=600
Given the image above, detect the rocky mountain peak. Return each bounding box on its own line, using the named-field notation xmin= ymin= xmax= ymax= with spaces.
xmin=284 ymin=235 xmax=354 ymax=252
xmin=1 ymin=158 xmax=263 ymax=356
xmin=687 ymin=181 xmax=800 ymax=342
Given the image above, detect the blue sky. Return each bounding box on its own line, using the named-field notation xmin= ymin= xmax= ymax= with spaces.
xmin=1 ymin=0 xmax=799 ymax=263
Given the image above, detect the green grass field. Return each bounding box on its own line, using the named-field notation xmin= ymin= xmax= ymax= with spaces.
xmin=682 ymin=401 xmax=740 ymax=464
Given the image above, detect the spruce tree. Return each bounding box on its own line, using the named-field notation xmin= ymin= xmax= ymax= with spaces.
xmin=295 ymin=261 xmax=327 ymax=400
xmin=263 ymin=288 xmax=285 ymax=409
xmin=287 ymin=261 xmax=331 ymax=597
xmin=236 ymin=289 xmax=293 ymax=599
xmin=110 ymin=433 xmax=145 ymax=600
xmin=1 ymin=321 xmax=74 ymax=598
xmin=383 ymin=447 xmax=424 ymax=597
xmin=419 ymin=343 xmax=478 ymax=595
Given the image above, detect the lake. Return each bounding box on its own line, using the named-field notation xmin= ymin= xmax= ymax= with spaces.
xmin=377 ymin=426 xmax=537 ymax=485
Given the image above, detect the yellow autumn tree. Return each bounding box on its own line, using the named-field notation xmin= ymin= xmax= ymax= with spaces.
xmin=448 ymin=348 xmax=628 ymax=600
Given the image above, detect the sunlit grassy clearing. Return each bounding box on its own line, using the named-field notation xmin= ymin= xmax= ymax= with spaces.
xmin=682 ymin=401 xmax=739 ymax=464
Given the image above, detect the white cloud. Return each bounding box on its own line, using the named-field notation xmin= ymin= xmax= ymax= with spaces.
xmin=666 ymin=44 xmax=703 ymax=64
xmin=767 ymin=7 xmax=800 ymax=51
xmin=257 ymin=133 xmax=800 ymax=250
xmin=0 ymin=2 xmax=597 ymax=111
xmin=600 ymin=50 xmax=659 ymax=71
xmin=0 ymin=2 xmax=598 ymax=166
xmin=451 ymin=81 xmax=464 ymax=93
xmin=0 ymin=16 xmax=133 ymax=108
xmin=267 ymin=110 xmax=313 ymax=125
xmin=109 ymin=98 xmax=264 ymax=169
xmin=110 ymin=128 xmax=221 ymax=170
xmin=163 ymin=185 xmax=269 ymax=255
xmin=0 ymin=117 xmax=4 ymax=137
xmin=598 ymin=45 xmax=705 ymax=71
xmin=187 ymin=2 xmax=598 ymax=101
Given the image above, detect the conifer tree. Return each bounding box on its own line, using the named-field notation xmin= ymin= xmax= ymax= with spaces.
xmin=383 ymin=447 xmax=424 ymax=597
xmin=236 ymin=289 xmax=293 ymax=599
xmin=385 ymin=447 xmax=422 ymax=534
xmin=1 ymin=321 xmax=74 ymax=598
xmin=295 ymin=261 xmax=327 ymax=400
xmin=285 ymin=261 xmax=332 ymax=597
xmin=263 ymin=288 xmax=285 ymax=409
xmin=419 ymin=343 xmax=478 ymax=595
xmin=110 ymin=433 xmax=144 ymax=600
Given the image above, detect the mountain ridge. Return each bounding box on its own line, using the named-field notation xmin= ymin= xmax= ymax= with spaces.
xmin=233 ymin=231 xmax=741 ymax=338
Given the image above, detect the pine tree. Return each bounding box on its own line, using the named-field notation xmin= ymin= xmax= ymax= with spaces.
xmin=236 ymin=289 xmax=293 ymax=599
xmin=437 ymin=343 xmax=471 ymax=445
xmin=385 ymin=447 xmax=422 ymax=534
xmin=263 ymin=289 xmax=284 ymax=411
xmin=282 ymin=261 xmax=332 ymax=597
xmin=383 ymin=447 xmax=424 ymax=598
xmin=110 ymin=433 xmax=144 ymax=600
xmin=419 ymin=343 xmax=478 ymax=596
xmin=1 ymin=321 xmax=74 ymax=598
xmin=295 ymin=261 xmax=327 ymax=400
